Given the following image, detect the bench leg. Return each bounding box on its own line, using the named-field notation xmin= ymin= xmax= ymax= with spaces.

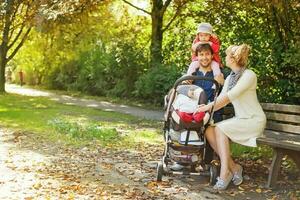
xmin=284 ymin=149 xmax=300 ymax=169
xmin=267 ymin=148 xmax=284 ymax=188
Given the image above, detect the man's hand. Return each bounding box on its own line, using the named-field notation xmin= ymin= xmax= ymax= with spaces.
xmin=214 ymin=74 xmax=224 ymax=85
xmin=182 ymin=80 xmax=193 ymax=84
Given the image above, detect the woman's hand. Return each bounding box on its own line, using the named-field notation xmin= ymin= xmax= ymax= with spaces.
xmin=194 ymin=104 xmax=209 ymax=114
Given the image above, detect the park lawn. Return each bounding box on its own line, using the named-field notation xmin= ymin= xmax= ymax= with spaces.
xmin=0 ymin=93 xmax=274 ymax=161
xmin=0 ymin=93 xmax=162 ymax=148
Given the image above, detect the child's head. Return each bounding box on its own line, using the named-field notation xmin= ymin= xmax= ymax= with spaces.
xmin=196 ymin=22 xmax=213 ymax=42
xmin=188 ymin=88 xmax=203 ymax=100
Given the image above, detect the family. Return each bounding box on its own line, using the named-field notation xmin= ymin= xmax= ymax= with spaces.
xmin=179 ymin=22 xmax=267 ymax=190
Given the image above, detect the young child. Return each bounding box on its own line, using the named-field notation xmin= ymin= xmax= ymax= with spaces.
xmin=187 ymin=22 xmax=222 ymax=76
xmin=172 ymin=86 xmax=208 ymax=123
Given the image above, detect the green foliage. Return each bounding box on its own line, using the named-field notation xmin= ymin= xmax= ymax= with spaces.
xmin=134 ymin=64 xmax=181 ymax=104
xmin=106 ymin=40 xmax=148 ymax=97
xmin=188 ymin=0 xmax=300 ymax=104
xmin=48 ymin=118 xmax=119 ymax=141
xmin=59 ymin=46 xmax=116 ymax=95
xmin=47 ymin=60 xmax=79 ymax=90
xmin=11 ymin=0 xmax=300 ymax=105
xmin=231 ymin=143 xmax=272 ymax=159
xmin=163 ymin=23 xmax=193 ymax=70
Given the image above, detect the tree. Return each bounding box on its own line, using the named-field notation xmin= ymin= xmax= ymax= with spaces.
xmin=191 ymin=0 xmax=300 ymax=104
xmin=0 ymin=0 xmax=105 ymax=93
xmin=0 ymin=0 xmax=35 ymax=92
xmin=122 ymin=0 xmax=192 ymax=67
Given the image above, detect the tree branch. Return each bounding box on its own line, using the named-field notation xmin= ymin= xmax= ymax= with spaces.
xmin=122 ymin=0 xmax=151 ymax=15
xmin=7 ymin=27 xmax=31 ymax=62
xmin=161 ymin=0 xmax=172 ymax=15
xmin=8 ymin=2 xmax=22 ymax=40
xmin=7 ymin=22 xmax=25 ymax=50
xmin=162 ymin=1 xmax=188 ymax=32
xmin=162 ymin=8 xmax=180 ymax=32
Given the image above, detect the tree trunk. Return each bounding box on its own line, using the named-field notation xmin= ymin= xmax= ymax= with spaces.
xmin=0 ymin=49 xmax=7 ymax=93
xmin=123 ymin=0 xmax=177 ymax=67
xmin=0 ymin=0 xmax=13 ymax=93
xmin=150 ymin=0 xmax=164 ymax=67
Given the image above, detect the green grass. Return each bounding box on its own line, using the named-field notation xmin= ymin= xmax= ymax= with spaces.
xmin=0 ymin=93 xmax=162 ymax=147
xmin=231 ymin=143 xmax=272 ymax=159
xmin=0 ymin=93 xmax=272 ymax=159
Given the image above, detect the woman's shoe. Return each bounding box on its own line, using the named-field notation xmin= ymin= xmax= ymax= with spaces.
xmin=232 ymin=165 xmax=243 ymax=185
xmin=213 ymin=173 xmax=233 ymax=191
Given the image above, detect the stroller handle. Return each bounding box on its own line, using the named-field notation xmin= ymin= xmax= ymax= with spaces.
xmin=173 ymin=75 xmax=220 ymax=93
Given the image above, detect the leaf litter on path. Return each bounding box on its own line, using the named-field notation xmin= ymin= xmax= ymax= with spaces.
xmin=0 ymin=128 xmax=299 ymax=200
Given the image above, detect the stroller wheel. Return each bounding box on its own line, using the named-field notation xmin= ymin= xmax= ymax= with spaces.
xmin=156 ymin=162 xmax=164 ymax=182
xmin=162 ymin=155 xmax=169 ymax=165
xmin=209 ymin=163 xmax=218 ymax=185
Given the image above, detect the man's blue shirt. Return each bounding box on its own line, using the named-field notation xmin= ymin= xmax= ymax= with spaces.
xmin=194 ymin=70 xmax=215 ymax=102
xmin=193 ymin=68 xmax=223 ymax=123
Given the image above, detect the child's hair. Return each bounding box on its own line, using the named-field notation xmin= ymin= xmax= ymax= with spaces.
xmin=195 ymin=43 xmax=213 ymax=55
xmin=226 ymin=44 xmax=250 ymax=67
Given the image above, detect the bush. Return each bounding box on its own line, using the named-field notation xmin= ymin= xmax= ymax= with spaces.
xmin=46 ymin=60 xmax=80 ymax=90
xmin=105 ymin=41 xmax=147 ymax=97
xmin=134 ymin=64 xmax=182 ymax=104
xmin=71 ymin=47 xmax=117 ymax=96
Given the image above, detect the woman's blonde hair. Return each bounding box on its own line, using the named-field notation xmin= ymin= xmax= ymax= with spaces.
xmin=226 ymin=44 xmax=251 ymax=67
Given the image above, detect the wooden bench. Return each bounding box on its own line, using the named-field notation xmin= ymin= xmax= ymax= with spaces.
xmin=223 ymin=103 xmax=300 ymax=188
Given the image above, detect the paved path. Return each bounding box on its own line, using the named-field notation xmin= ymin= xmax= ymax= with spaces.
xmin=6 ymin=84 xmax=164 ymax=121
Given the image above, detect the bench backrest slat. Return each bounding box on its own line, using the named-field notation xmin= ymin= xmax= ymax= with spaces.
xmin=265 ymin=112 xmax=300 ymax=124
xmin=261 ymin=103 xmax=300 ymax=114
xmin=266 ymin=121 xmax=300 ymax=134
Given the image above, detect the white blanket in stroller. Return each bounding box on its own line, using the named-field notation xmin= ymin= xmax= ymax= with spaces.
xmin=172 ymin=93 xmax=199 ymax=113
xmin=172 ymin=85 xmax=204 ymax=113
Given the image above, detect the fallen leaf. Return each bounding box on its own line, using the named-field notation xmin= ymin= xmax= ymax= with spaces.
xmin=256 ymin=188 xmax=262 ymax=193
xmin=33 ymin=183 xmax=42 ymax=190
xmin=238 ymin=186 xmax=245 ymax=191
xmin=147 ymin=181 xmax=158 ymax=189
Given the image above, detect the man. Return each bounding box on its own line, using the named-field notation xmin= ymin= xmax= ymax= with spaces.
xmin=192 ymin=43 xmax=224 ymax=123
xmin=170 ymin=43 xmax=224 ymax=171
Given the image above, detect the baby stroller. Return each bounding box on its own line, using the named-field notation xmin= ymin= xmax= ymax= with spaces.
xmin=157 ymin=75 xmax=220 ymax=185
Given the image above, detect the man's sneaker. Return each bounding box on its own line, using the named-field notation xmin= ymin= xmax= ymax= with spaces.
xmin=170 ymin=163 xmax=184 ymax=171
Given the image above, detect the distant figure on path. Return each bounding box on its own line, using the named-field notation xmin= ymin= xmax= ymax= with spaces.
xmin=18 ymin=69 xmax=24 ymax=86
xmin=6 ymin=68 xmax=12 ymax=83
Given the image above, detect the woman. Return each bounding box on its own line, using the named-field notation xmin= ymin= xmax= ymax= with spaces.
xmin=196 ymin=44 xmax=266 ymax=190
